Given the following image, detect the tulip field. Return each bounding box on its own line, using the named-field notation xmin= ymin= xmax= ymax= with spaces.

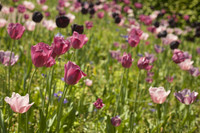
xmin=0 ymin=0 xmax=200 ymax=132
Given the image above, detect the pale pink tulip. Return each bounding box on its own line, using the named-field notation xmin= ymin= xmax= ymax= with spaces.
xmin=178 ymin=59 xmax=194 ymax=71
xmin=149 ymin=87 xmax=170 ymax=104
xmin=25 ymin=21 xmax=36 ymax=31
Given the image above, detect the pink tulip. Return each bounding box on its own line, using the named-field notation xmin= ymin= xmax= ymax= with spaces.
xmin=137 ymin=57 xmax=152 ymax=70
xmin=183 ymin=15 xmax=189 ymax=21
xmin=25 ymin=21 xmax=36 ymax=31
xmin=64 ymin=61 xmax=86 ymax=85
xmin=17 ymin=4 xmax=26 ymax=13
xmin=85 ymin=79 xmax=93 ymax=86
xmin=4 ymin=92 xmax=34 ymax=113
xmin=128 ymin=35 xmax=140 ymax=47
xmin=42 ymin=5 xmax=48 ymax=11
xmin=52 ymin=36 xmax=70 ymax=58
xmin=134 ymin=2 xmax=142 ymax=9
xmin=2 ymin=7 xmax=10 ymax=14
xmin=7 ymin=23 xmax=25 ymax=40
xmin=121 ymin=52 xmax=133 ymax=68
xmin=85 ymin=21 xmax=93 ymax=29
xmin=37 ymin=0 xmax=46 ymax=5
xmin=9 ymin=7 xmax=14 ymax=13
xmin=23 ymin=1 xmax=35 ymax=10
xmin=178 ymin=59 xmax=193 ymax=71
xmin=149 ymin=87 xmax=170 ymax=104
xmin=31 ymin=42 xmax=55 ymax=67
xmin=0 ymin=19 xmax=7 ymax=28
xmin=70 ymin=31 xmax=88 ymax=49
xmin=97 ymin=12 xmax=104 ymax=19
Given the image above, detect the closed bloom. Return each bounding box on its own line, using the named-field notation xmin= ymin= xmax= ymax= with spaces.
xmin=111 ymin=116 xmax=121 ymax=127
xmin=85 ymin=21 xmax=93 ymax=29
xmin=17 ymin=4 xmax=26 ymax=13
xmin=97 ymin=12 xmax=104 ymax=19
xmin=71 ymin=24 xmax=84 ymax=34
xmin=172 ymin=49 xmax=185 ymax=64
xmin=174 ymin=89 xmax=198 ymax=105
xmin=137 ymin=57 xmax=152 ymax=70
xmin=4 ymin=92 xmax=34 ymax=113
xmin=128 ymin=35 xmax=140 ymax=47
xmin=52 ymin=36 xmax=70 ymax=58
xmin=31 ymin=42 xmax=55 ymax=67
xmin=70 ymin=31 xmax=88 ymax=49
xmin=7 ymin=23 xmax=25 ymax=40
xmin=64 ymin=61 xmax=86 ymax=85
xmin=93 ymin=98 xmax=104 ymax=109
xmin=149 ymin=87 xmax=170 ymax=104
xmin=23 ymin=1 xmax=35 ymax=10
xmin=121 ymin=52 xmax=133 ymax=68
xmin=0 ymin=50 xmax=19 ymax=66
xmin=85 ymin=79 xmax=93 ymax=86
xmin=178 ymin=59 xmax=193 ymax=71
xmin=0 ymin=18 xmax=7 ymax=28
xmin=25 ymin=21 xmax=36 ymax=31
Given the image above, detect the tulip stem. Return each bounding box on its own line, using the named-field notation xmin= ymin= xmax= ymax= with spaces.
xmin=56 ymin=84 xmax=71 ymax=132
xmin=134 ymin=71 xmax=141 ymax=112
xmin=28 ymin=67 xmax=37 ymax=95
xmin=157 ymin=104 xmax=161 ymax=132
xmin=8 ymin=40 xmax=14 ymax=93
xmin=18 ymin=113 xmax=20 ymax=133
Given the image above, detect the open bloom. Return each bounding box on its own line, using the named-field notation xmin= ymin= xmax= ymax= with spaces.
xmin=25 ymin=21 xmax=36 ymax=31
xmin=23 ymin=1 xmax=35 ymax=10
xmin=7 ymin=23 xmax=25 ymax=40
xmin=121 ymin=52 xmax=133 ymax=68
xmin=137 ymin=57 xmax=152 ymax=70
xmin=85 ymin=21 xmax=93 ymax=29
xmin=111 ymin=116 xmax=121 ymax=127
xmin=0 ymin=50 xmax=19 ymax=66
xmin=51 ymin=36 xmax=70 ymax=58
xmin=64 ymin=61 xmax=86 ymax=85
xmin=0 ymin=19 xmax=7 ymax=28
xmin=4 ymin=92 xmax=34 ymax=113
xmin=174 ymin=89 xmax=198 ymax=105
xmin=128 ymin=35 xmax=140 ymax=47
xmin=31 ymin=42 xmax=55 ymax=67
xmin=149 ymin=87 xmax=170 ymax=104
xmin=70 ymin=31 xmax=88 ymax=49
xmin=178 ymin=59 xmax=193 ymax=71
xmin=172 ymin=49 xmax=185 ymax=64
xmin=93 ymin=98 xmax=104 ymax=109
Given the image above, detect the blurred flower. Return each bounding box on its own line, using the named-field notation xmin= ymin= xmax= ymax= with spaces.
xmin=70 ymin=31 xmax=88 ymax=49
xmin=93 ymin=98 xmax=104 ymax=109
xmin=154 ymin=45 xmax=165 ymax=53
xmin=32 ymin=11 xmax=43 ymax=23
xmin=85 ymin=21 xmax=93 ymax=29
xmin=110 ymin=50 xmax=121 ymax=62
xmin=25 ymin=21 xmax=36 ymax=31
xmin=31 ymin=42 xmax=55 ymax=67
xmin=170 ymin=41 xmax=180 ymax=50
xmin=37 ymin=0 xmax=46 ymax=5
xmin=146 ymin=77 xmax=153 ymax=83
xmin=7 ymin=23 xmax=25 ymax=40
xmin=85 ymin=79 xmax=93 ymax=86
xmin=23 ymin=1 xmax=35 ymax=10
xmin=64 ymin=61 xmax=86 ymax=85
xmin=42 ymin=5 xmax=48 ymax=11
xmin=111 ymin=116 xmax=121 ymax=127
xmin=71 ymin=24 xmax=84 ymax=34
xmin=97 ymin=12 xmax=104 ymax=19
xmin=178 ymin=59 xmax=193 ymax=71
xmin=0 ymin=50 xmax=19 ymax=66
xmin=43 ymin=20 xmax=56 ymax=31
xmin=183 ymin=15 xmax=189 ymax=21
xmin=51 ymin=36 xmax=70 ymax=58
xmin=149 ymin=86 xmax=170 ymax=104
xmin=166 ymin=76 xmax=174 ymax=83
xmin=189 ymin=67 xmax=200 ymax=77
xmin=145 ymin=53 xmax=157 ymax=63
xmin=0 ymin=19 xmax=7 ymax=28
xmin=172 ymin=49 xmax=185 ymax=64
xmin=174 ymin=89 xmax=198 ymax=105
xmin=196 ymin=48 xmax=200 ymax=55
xmin=140 ymin=32 xmax=149 ymax=40
xmin=128 ymin=35 xmax=140 ymax=47
xmin=24 ymin=14 xmax=29 ymax=20
xmin=66 ymin=13 xmax=75 ymax=23
xmin=9 ymin=7 xmax=14 ymax=13
xmin=2 ymin=7 xmax=9 ymax=14
xmin=113 ymin=42 xmax=119 ymax=47
xmin=121 ymin=52 xmax=133 ymax=68
xmin=134 ymin=2 xmax=142 ymax=9
xmin=5 ymin=92 xmax=34 ymax=113
xmin=137 ymin=57 xmax=152 ymax=71
xmin=17 ymin=4 xmax=26 ymax=13
xmin=45 ymin=12 xmax=50 ymax=17
xmin=183 ymin=51 xmax=192 ymax=59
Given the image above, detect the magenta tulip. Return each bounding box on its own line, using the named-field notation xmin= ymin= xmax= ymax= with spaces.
xmin=93 ymin=98 xmax=104 ymax=109
xmin=7 ymin=23 xmax=25 ymax=40
xmin=121 ymin=52 xmax=133 ymax=68
xmin=4 ymin=92 xmax=34 ymax=113
xmin=70 ymin=31 xmax=88 ymax=49
xmin=137 ymin=57 xmax=152 ymax=70
xmin=128 ymin=35 xmax=140 ymax=47
xmin=172 ymin=49 xmax=185 ymax=64
xmin=64 ymin=61 xmax=86 ymax=85
xmin=111 ymin=116 xmax=121 ymax=127
xmin=31 ymin=42 xmax=55 ymax=67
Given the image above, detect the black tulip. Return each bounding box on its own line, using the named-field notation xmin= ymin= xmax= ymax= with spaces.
xmin=89 ymin=3 xmax=94 ymax=8
xmin=0 ymin=4 xmax=2 ymax=11
xmin=32 ymin=11 xmax=43 ymax=23
xmin=112 ymin=12 xmax=119 ymax=19
xmin=71 ymin=24 xmax=84 ymax=34
xmin=56 ymin=15 xmax=70 ymax=28
xmin=114 ymin=17 xmax=121 ymax=24
xmin=157 ymin=12 xmax=164 ymax=18
xmin=153 ymin=21 xmax=160 ymax=28
xmin=89 ymin=8 xmax=95 ymax=15
xmin=96 ymin=1 xmax=101 ymax=5
xmin=157 ymin=31 xmax=167 ymax=38
xmin=81 ymin=8 xmax=88 ymax=14
xmin=170 ymin=41 xmax=180 ymax=50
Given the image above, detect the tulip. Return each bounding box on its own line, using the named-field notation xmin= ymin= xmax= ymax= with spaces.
xmin=25 ymin=21 xmax=36 ymax=31
xmin=31 ymin=42 xmax=55 ymax=67
xmin=128 ymin=35 xmax=140 ymax=47
xmin=23 ymin=1 xmax=35 ymax=10
xmin=64 ymin=61 xmax=86 ymax=85
xmin=0 ymin=18 xmax=7 ymax=28
xmin=32 ymin=11 xmax=43 ymax=23
xmin=52 ymin=36 xmax=70 ymax=58
xmin=70 ymin=31 xmax=88 ymax=49
xmin=71 ymin=24 xmax=84 ymax=34
xmin=56 ymin=16 xmax=70 ymax=28
xmin=93 ymin=98 xmax=104 ymax=109
xmin=137 ymin=57 xmax=152 ymax=70
xmin=189 ymin=67 xmax=200 ymax=77
xmin=17 ymin=4 xmax=26 ymax=13
xmin=85 ymin=21 xmax=93 ymax=29
xmin=172 ymin=49 xmax=185 ymax=64
xmin=149 ymin=87 xmax=170 ymax=104
xmin=24 ymin=14 xmax=29 ymax=20
xmin=7 ymin=23 xmax=25 ymax=40
xmin=134 ymin=2 xmax=142 ymax=9
xmin=97 ymin=12 xmax=104 ymax=19
xmin=0 ymin=51 xmax=19 ymax=66
xmin=154 ymin=45 xmax=165 ymax=53
xmin=85 ymin=79 xmax=93 ymax=86
xmin=111 ymin=116 xmax=121 ymax=127
xmin=4 ymin=92 xmax=34 ymax=113
xmin=178 ymin=59 xmax=193 ymax=71
xmin=121 ymin=53 xmax=133 ymax=68
xmin=174 ymin=89 xmax=198 ymax=105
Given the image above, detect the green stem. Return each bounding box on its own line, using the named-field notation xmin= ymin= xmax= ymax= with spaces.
xmin=8 ymin=40 xmax=14 ymax=93
xmin=18 ymin=114 xmax=20 ymax=133
xmin=134 ymin=71 xmax=141 ymax=112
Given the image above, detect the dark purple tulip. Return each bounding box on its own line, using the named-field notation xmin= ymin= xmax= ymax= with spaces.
xmin=32 ymin=11 xmax=43 ymax=23
xmin=7 ymin=23 xmax=25 ymax=40
xmin=121 ymin=53 xmax=133 ymax=68
xmin=31 ymin=42 xmax=55 ymax=67
xmin=71 ymin=24 xmax=84 ymax=34
xmin=111 ymin=116 xmax=121 ymax=127
xmin=93 ymin=98 xmax=104 ymax=109
xmin=174 ymin=89 xmax=198 ymax=105
xmin=56 ymin=15 xmax=70 ymax=28
xmin=172 ymin=49 xmax=185 ymax=64
xmin=64 ymin=61 xmax=86 ymax=85
xmin=17 ymin=4 xmax=26 ymax=13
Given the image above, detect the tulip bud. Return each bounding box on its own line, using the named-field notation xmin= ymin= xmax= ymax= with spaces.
xmin=32 ymin=11 xmax=43 ymax=23
xmin=56 ymin=15 xmax=70 ymax=28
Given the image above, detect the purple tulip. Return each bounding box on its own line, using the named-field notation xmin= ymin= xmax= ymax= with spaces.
xmin=189 ymin=67 xmax=200 ymax=77
xmin=111 ymin=116 xmax=121 ymax=127
xmin=17 ymin=4 xmax=26 ymax=13
xmin=7 ymin=23 xmax=25 ymax=40
xmin=93 ymin=98 xmax=104 ymax=109
xmin=154 ymin=45 xmax=165 ymax=53
xmin=172 ymin=49 xmax=185 ymax=64
xmin=64 ymin=61 xmax=86 ymax=85
xmin=137 ymin=57 xmax=152 ymax=71
xmin=0 ymin=50 xmax=19 ymax=66
xmin=31 ymin=42 xmax=55 ymax=67
xmin=51 ymin=36 xmax=70 ymax=58
xmin=70 ymin=31 xmax=88 ymax=49
xmin=174 ymin=89 xmax=198 ymax=105
xmin=121 ymin=53 xmax=133 ymax=68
